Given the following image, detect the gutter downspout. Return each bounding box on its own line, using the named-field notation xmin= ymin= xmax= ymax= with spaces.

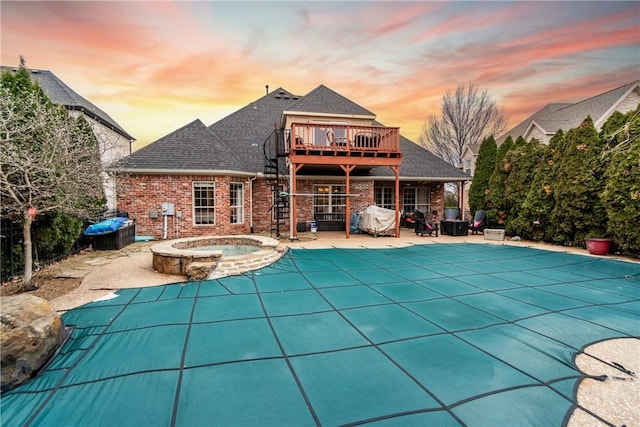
xmin=249 ymin=176 xmax=257 ymax=233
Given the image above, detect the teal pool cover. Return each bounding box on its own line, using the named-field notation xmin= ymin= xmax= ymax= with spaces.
xmin=3 ymin=244 xmax=639 ymax=426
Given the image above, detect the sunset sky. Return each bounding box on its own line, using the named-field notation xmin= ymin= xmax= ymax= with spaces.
xmin=2 ymin=1 xmax=639 ymax=150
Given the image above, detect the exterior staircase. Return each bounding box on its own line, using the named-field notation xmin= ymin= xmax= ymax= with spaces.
xmin=263 ymin=128 xmax=290 ymax=237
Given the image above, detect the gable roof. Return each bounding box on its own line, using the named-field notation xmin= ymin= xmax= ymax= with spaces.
xmin=118 ymin=84 xmax=469 ymax=181
xmin=208 ymin=87 xmax=301 ymax=173
xmin=284 ymin=85 xmax=375 ymax=118
xmin=461 ymin=142 xmax=482 ymax=159
xmin=499 ymin=80 xmax=640 ymax=144
xmin=117 ymin=119 xmax=246 ymax=173
xmin=0 ymin=66 xmax=135 ymax=141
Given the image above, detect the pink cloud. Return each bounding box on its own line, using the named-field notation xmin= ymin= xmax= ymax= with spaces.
xmin=2 ymin=1 xmax=636 ymax=147
xmin=365 ymin=2 xmax=444 ymax=39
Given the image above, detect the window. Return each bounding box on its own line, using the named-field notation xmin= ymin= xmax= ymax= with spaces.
xmin=375 ymin=187 xmax=395 ymax=210
xmin=230 ymin=182 xmax=244 ymax=224
xmin=465 ymin=159 xmax=473 ymax=176
xmin=314 ymin=184 xmax=346 ymax=214
xmin=403 ymin=187 xmax=430 ymax=213
xmin=193 ymin=182 xmax=215 ymax=225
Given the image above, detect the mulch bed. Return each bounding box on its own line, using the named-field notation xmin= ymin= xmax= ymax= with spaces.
xmin=1 ymin=275 xmax=82 ymax=301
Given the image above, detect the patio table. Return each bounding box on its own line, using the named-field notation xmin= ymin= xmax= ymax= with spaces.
xmin=440 ymin=220 xmax=468 ymax=236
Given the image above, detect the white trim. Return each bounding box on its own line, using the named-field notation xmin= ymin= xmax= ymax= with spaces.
xmin=282 ymin=110 xmax=375 ymax=120
xmin=192 ymin=181 xmax=216 ymax=226
xmin=522 ymin=120 xmax=553 ymax=141
xmin=594 ymin=82 xmax=640 ymax=129
xmin=113 ymin=169 xmax=258 ymax=177
xmin=229 ymin=182 xmax=244 ymax=224
xmin=114 ymin=170 xmax=468 ymax=182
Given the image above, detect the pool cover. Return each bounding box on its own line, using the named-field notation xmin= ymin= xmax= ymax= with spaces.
xmin=3 ymin=244 xmax=639 ymax=426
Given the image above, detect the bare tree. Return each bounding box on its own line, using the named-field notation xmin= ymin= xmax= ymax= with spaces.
xmin=419 ymin=83 xmax=507 ymax=167
xmin=1 ymin=68 xmax=105 ymax=287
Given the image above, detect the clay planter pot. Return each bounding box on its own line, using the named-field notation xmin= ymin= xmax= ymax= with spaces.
xmin=585 ymin=238 xmax=612 ymax=255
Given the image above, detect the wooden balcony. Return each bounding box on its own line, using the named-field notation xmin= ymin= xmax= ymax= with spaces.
xmin=288 ymin=123 xmax=402 ymax=167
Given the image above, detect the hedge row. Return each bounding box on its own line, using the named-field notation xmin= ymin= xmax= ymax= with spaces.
xmin=471 ymin=105 xmax=639 ymax=256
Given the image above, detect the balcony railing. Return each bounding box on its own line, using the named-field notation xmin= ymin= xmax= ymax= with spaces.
xmin=289 ymin=123 xmax=400 ymax=154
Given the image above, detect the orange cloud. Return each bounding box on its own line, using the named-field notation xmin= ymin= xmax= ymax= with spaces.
xmin=2 ymin=1 xmax=637 ymax=148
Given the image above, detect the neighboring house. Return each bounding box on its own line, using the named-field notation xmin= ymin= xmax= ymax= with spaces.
xmin=115 ymin=85 xmax=469 ymax=239
xmin=1 ymin=66 xmax=135 ymax=211
xmin=459 ymin=80 xmax=640 ymax=218
xmin=498 ymin=80 xmax=640 ymax=145
xmin=460 ymin=142 xmax=481 ymax=218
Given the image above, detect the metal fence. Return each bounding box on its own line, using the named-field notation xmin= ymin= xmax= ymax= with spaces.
xmin=0 ymin=218 xmax=90 ymax=282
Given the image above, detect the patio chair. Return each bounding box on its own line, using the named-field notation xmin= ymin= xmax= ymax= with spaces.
xmin=401 ymin=209 xmax=422 ymax=228
xmin=415 ymin=217 xmax=438 ymax=237
xmin=444 ymin=208 xmax=459 ymax=221
xmin=468 ymin=210 xmax=487 ymax=234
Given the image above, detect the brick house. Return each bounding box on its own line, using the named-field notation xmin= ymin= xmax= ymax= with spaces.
xmin=115 ymin=85 xmax=469 ymax=239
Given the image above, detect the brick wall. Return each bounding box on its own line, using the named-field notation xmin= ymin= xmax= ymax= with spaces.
xmin=428 ymin=184 xmax=446 ymax=219
xmin=117 ymin=174 xmax=446 ymax=238
xmin=117 ymin=175 xmax=253 ymax=239
xmin=252 ymin=178 xmax=288 ymax=233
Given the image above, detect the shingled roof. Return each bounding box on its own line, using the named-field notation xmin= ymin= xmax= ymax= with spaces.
xmin=207 ymin=87 xmax=300 ymax=173
xmin=1 ymin=66 xmax=135 ymax=141
xmin=499 ymin=80 xmax=639 ymax=144
xmin=117 ymin=119 xmax=246 ymax=173
xmin=285 ymin=85 xmax=375 ymax=117
xmin=372 ymin=136 xmax=469 ymax=180
xmin=117 ymin=84 xmax=469 ymax=181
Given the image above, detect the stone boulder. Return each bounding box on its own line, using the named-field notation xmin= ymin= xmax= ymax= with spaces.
xmin=186 ymin=261 xmax=217 ymax=281
xmin=1 ymin=294 xmax=66 ymax=391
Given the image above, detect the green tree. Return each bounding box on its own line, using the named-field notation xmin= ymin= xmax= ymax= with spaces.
xmin=517 ymin=131 xmax=563 ymax=241
xmin=601 ymin=106 xmax=640 ymax=255
xmin=31 ymin=212 xmax=84 ymax=263
xmin=548 ymin=118 xmax=606 ymax=246
xmin=503 ymin=138 xmax=546 ymax=237
xmin=486 ymin=135 xmax=514 ymax=226
xmin=0 ymin=65 xmax=105 ymax=287
xmin=468 ymin=136 xmax=497 ymax=213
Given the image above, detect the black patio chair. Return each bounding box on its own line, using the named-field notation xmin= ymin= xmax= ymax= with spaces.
xmin=415 ymin=217 xmax=439 ymax=237
xmin=401 ymin=209 xmax=423 ymax=228
xmin=469 ymin=210 xmax=487 ymax=235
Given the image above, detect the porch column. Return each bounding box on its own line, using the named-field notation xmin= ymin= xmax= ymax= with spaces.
xmin=291 ymin=163 xmax=304 ymax=239
xmin=392 ymin=165 xmax=400 ymax=238
xmin=459 ymin=181 xmax=466 ymax=219
xmin=340 ymin=165 xmax=356 ymax=239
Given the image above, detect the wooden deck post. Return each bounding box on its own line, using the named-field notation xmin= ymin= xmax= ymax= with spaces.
xmin=340 ymin=165 xmax=356 ymax=239
xmin=392 ymin=165 xmax=400 ymax=238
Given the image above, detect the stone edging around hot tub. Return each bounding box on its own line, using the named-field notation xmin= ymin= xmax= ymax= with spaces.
xmin=151 ymin=235 xmax=284 ymax=279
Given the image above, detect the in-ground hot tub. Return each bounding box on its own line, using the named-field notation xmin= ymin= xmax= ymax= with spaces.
xmin=151 ymin=235 xmax=280 ymax=278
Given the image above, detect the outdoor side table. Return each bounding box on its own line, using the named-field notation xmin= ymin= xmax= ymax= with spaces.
xmin=440 ymin=220 xmax=469 ymax=236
